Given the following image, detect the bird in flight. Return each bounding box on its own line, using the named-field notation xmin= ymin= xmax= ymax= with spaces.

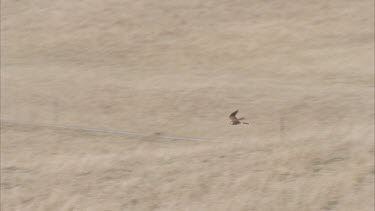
xmin=229 ymin=110 xmax=249 ymax=125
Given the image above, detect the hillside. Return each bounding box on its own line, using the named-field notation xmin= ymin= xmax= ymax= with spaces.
xmin=1 ymin=0 xmax=374 ymax=210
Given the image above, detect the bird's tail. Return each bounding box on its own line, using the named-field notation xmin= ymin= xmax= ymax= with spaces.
xmin=242 ymin=122 xmax=249 ymax=125
xmin=238 ymin=117 xmax=245 ymax=120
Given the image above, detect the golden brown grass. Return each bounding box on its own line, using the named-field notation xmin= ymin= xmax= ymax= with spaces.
xmin=1 ymin=0 xmax=374 ymax=210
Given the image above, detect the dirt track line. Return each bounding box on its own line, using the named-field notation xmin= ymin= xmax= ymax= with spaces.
xmin=0 ymin=119 xmax=212 ymax=142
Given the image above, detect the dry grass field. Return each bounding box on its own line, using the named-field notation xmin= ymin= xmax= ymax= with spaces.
xmin=1 ymin=0 xmax=374 ymax=210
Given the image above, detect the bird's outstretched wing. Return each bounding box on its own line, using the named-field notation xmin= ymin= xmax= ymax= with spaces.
xmin=229 ymin=110 xmax=238 ymax=118
xmin=229 ymin=110 xmax=240 ymax=122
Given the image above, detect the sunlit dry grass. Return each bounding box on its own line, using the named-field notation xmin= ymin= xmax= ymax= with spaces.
xmin=1 ymin=0 xmax=374 ymax=210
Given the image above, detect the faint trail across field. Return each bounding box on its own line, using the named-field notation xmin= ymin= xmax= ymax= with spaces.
xmin=1 ymin=119 xmax=214 ymax=142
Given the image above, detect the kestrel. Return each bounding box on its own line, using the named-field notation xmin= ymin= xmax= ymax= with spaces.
xmin=229 ymin=110 xmax=249 ymax=125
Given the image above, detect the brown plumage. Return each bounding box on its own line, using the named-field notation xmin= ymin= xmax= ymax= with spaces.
xmin=229 ymin=110 xmax=249 ymax=125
